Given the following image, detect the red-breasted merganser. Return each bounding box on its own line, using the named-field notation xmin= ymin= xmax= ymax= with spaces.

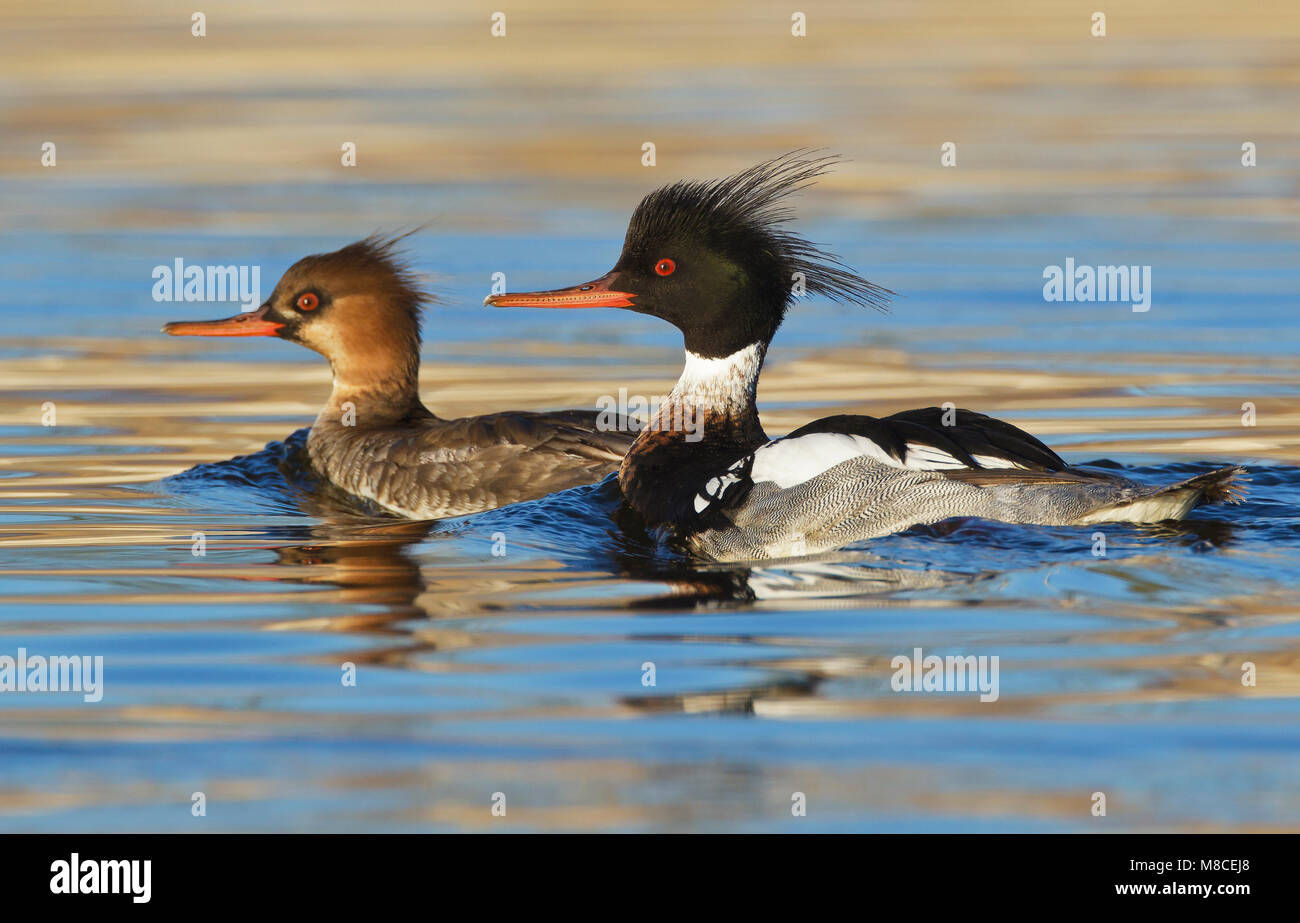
xmin=163 ymin=235 xmax=632 ymax=518
xmin=486 ymin=153 xmax=1245 ymax=560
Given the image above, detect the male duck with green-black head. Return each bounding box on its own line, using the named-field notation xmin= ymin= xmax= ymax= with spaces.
xmin=487 ymin=153 xmax=1245 ymax=560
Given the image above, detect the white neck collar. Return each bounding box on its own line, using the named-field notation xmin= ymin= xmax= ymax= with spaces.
xmin=669 ymin=342 xmax=765 ymax=411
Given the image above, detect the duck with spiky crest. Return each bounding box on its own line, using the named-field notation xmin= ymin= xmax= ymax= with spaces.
xmin=164 ymin=234 xmax=633 ymax=518
xmin=487 ymin=153 xmax=1245 ymax=560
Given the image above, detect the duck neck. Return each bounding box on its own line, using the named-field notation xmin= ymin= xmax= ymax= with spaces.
xmin=619 ymin=341 xmax=769 ymax=520
xmin=319 ymin=350 xmax=433 ymax=428
xmin=665 ymin=341 xmax=767 ymax=436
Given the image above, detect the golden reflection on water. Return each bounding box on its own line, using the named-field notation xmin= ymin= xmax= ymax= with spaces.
xmin=5 ymin=0 xmax=1300 ymax=234
xmin=4 ymin=337 xmax=1297 ymax=498
xmin=4 ymin=0 xmax=1300 ymax=831
xmin=3 ymin=339 xmax=1296 ymax=744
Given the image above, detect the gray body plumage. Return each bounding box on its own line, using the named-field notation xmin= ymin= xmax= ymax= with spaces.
xmin=687 ymin=452 xmax=1244 ymax=561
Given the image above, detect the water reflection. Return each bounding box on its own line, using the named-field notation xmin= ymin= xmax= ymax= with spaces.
xmin=227 ymin=444 xmax=1298 ymax=731
xmin=5 ymin=0 xmax=1300 ymax=832
xmin=3 ymin=345 xmax=1298 ymax=831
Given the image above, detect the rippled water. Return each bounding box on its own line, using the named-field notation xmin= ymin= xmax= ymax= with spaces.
xmin=4 ymin=314 xmax=1298 ymax=831
xmin=4 ymin=0 xmax=1300 ymax=832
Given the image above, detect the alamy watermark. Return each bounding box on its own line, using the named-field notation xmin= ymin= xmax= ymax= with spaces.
xmin=1043 ymin=258 xmax=1151 ymax=312
xmin=891 ymin=647 xmax=999 ymax=702
xmin=0 ymin=648 xmax=103 ymax=702
xmin=152 ymin=259 xmax=261 ymax=311
xmin=50 ymin=853 xmax=150 ymax=903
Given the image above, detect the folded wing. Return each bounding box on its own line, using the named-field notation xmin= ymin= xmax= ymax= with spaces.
xmin=693 ymin=407 xmax=1066 ymax=517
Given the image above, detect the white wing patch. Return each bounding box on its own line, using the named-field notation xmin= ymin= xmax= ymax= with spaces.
xmin=970 ymin=453 xmax=1028 ymax=470
xmin=693 ymin=462 xmax=747 ymax=513
xmin=694 ymin=431 xmax=1033 ymax=510
xmin=749 ymin=433 xmax=893 ymax=488
xmin=745 ymin=432 xmax=1024 ymax=490
xmin=901 ymin=443 xmax=966 ymax=470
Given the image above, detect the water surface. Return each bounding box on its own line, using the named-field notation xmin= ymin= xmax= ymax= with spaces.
xmin=2 ymin=0 xmax=1298 ymax=832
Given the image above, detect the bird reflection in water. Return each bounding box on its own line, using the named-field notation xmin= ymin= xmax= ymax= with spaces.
xmin=174 ymin=431 xmax=1245 ymax=719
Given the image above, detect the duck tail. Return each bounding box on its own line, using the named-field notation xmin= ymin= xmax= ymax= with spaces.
xmin=1082 ymin=465 xmax=1247 ymax=523
xmin=1167 ymin=465 xmax=1249 ymax=506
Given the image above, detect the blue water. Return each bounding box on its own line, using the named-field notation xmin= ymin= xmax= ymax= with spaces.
xmin=2 ymin=188 xmax=1299 ymax=833
xmin=3 ymin=378 xmax=1298 ymax=832
xmin=7 ymin=0 xmax=1300 ymax=834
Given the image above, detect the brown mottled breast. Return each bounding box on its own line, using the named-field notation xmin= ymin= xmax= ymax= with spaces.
xmin=618 ymin=405 xmax=766 ymax=525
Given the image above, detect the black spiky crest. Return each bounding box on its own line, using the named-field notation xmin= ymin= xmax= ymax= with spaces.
xmin=624 ymin=151 xmax=892 ymax=323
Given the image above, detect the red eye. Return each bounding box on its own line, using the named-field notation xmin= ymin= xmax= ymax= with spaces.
xmin=654 ymin=258 xmax=676 ymax=277
xmin=296 ymin=292 xmax=320 ymax=311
